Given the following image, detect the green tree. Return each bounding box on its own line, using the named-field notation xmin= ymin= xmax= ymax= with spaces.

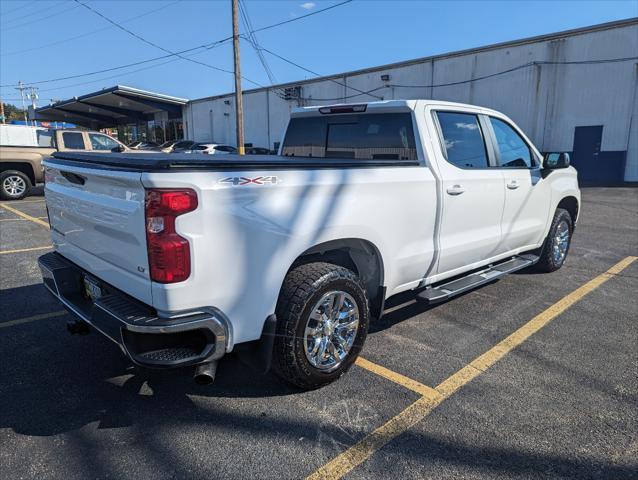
xmin=1 ymin=103 xmax=27 ymax=122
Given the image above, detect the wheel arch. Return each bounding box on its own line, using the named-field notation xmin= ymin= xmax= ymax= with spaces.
xmin=1 ymin=162 xmax=36 ymax=185
xmin=557 ymin=195 xmax=579 ymax=224
xmin=289 ymin=238 xmax=386 ymax=320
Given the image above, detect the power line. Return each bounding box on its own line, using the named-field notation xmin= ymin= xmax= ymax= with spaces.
xmin=0 ymin=0 xmax=354 ymax=89
xmin=36 ymin=41 xmax=231 ymax=94
xmin=73 ymin=0 xmax=262 ymax=87
xmin=1 ymin=1 xmax=183 ymax=57
xmin=251 ymin=0 xmax=353 ymax=35
xmin=389 ymin=57 xmax=638 ymax=89
xmin=1 ymin=42 xmax=224 ymax=88
xmin=238 ymin=0 xmax=276 ymax=84
xmin=291 ymin=56 xmax=638 ymax=102
xmin=0 ymin=1 xmax=39 ymax=19
xmin=256 ymin=43 xmax=384 ymax=100
xmin=2 ymin=2 xmax=80 ymax=32
xmin=1 ymin=0 xmax=60 ymax=23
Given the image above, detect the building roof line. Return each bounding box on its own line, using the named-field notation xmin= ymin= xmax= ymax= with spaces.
xmin=190 ymin=17 xmax=638 ymax=104
xmin=37 ymin=84 xmax=188 ymax=112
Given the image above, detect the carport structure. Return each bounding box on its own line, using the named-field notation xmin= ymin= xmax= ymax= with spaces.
xmin=34 ymin=85 xmax=188 ymax=144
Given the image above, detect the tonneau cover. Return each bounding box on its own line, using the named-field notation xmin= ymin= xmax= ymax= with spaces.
xmin=50 ymin=151 xmax=419 ymax=171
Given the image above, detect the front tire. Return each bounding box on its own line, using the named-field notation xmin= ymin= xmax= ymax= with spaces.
xmin=534 ymin=208 xmax=573 ymax=273
xmin=273 ymin=262 xmax=370 ymax=390
xmin=0 ymin=170 xmax=32 ymax=200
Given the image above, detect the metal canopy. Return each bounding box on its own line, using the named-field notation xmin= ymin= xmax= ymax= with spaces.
xmin=34 ymin=85 xmax=188 ymax=128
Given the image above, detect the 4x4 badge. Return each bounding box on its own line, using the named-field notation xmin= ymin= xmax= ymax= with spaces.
xmin=218 ymin=176 xmax=280 ymax=186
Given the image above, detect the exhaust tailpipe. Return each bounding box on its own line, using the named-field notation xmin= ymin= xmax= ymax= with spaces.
xmin=194 ymin=360 xmax=218 ymax=385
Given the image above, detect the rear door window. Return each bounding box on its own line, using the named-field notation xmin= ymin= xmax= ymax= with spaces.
xmin=489 ymin=117 xmax=534 ymax=168
xmin=62 ymin=132 xmax=86 ymax=150
xmin=282 ymin=113 xmax=417 ymax=160
xmin=435 ymin=112 xmax=489 ymax=169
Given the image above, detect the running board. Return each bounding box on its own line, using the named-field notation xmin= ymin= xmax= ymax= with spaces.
xmin=417 ymin=254 xmax=539 ymax=304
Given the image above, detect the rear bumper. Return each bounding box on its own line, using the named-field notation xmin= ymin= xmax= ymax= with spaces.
xmin=38 ymin=252 xmax=227 ymax=368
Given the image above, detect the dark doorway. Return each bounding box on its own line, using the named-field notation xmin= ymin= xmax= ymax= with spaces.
xmin=572 ymin=126 xmax=625 ymax=184
xmin=572 ymin=126 xmax=602 ymax=182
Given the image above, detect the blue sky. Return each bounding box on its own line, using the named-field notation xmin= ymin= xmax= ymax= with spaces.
xmin=1 ymin=0 xmax=636 ymax=107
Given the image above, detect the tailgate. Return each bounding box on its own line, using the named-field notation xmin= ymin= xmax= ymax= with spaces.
xmin=43 ymin=160 xmax=152 ymax=304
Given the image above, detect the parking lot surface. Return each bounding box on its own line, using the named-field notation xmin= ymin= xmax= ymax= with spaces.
xmin=1 ymin=187 xmax=636 ymax=480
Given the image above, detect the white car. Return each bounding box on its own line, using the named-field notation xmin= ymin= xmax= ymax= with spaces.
xmin=39 ymin=100 xmax=579 ymax=389
xmin=186 ymin=143 xmax=237 ymax=155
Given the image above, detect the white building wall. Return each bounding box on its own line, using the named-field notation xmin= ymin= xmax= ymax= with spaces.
xmin=184 ymin=20 xmax=638 ymax=180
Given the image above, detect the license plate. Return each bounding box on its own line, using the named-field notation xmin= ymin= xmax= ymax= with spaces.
xmin=83 ymin=275 xmax=102 ymax=301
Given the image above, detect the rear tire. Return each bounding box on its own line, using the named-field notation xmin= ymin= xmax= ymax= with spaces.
xmin=0 ymin=170 xmax=32 ymax=200
xmin=534 ymin=208 xmax=573 ymax=273
xmin=273 ymin=262 xmax=370 ymax=390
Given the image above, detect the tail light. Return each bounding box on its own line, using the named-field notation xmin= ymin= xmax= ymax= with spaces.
xmin=144 ymin=189 xmax=198 ymax=283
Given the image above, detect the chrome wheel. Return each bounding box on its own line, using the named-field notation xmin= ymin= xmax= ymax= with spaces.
xmin=303 ymin=290 xmax=359 ymax=372
xmin=2 ymin=175 xmax=27 ymax=197
xmin=552 ymin=219 xmax=570 ymax=264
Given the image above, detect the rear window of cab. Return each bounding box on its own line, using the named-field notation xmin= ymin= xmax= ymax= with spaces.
xmin=282 ymin=113 xmax=417 ymax=160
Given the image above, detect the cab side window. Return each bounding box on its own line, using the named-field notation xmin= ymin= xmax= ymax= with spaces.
xmin=436 ymin=112 xmax=489 ymax=168
xmin=89 ymin=133 xmax=120 ymax=151
xmin=489 ymin=117 xmax=534 ymax=168
xmin=62 ymin=132 xmax=85 ymax=150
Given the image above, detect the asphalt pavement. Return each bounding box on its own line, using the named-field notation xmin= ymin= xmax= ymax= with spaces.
xmin=0 ymin=186 xmax=636 ymax=480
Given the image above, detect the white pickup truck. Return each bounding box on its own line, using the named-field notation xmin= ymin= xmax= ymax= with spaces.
xmin=38 ymin=100 xmax=579 ymax=389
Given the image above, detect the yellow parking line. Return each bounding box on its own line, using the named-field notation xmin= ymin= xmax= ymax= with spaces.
xmin=0 ymin=203 xmax=49 ymax=228
xmin=0 ymin=245 xmax=52 ymax=255
xmin=307 ymin=256 xmax=637 ymax=480
xmin=356 ymin=357 xmax=440 ymax=398
xmin=0 ymin=216 xmax=49 ymax=222
xmin=0 ymin=311 xmax=67 ymax=329
xmin=0 ymin=198 xmax=45 ymax=205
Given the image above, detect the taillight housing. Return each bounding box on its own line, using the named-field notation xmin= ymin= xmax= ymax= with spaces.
xmin=144 ymin=189 xmax=198 ymax=283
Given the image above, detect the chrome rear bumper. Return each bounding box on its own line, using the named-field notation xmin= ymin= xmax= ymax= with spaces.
xmin=38 ymin=252 xmax=227 ymax=368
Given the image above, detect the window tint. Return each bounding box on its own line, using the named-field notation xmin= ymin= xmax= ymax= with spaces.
xmin=490 ymin=117 xmax=533 ymax=168
xmin=89 ymin=133 xmax=120 ymax=151
xmin=282 ymin=113 xmax=416 ymax=160
xmin=62 ymin=132 xmax=85 ymax=150
xmin=436 ymin=112 xmax=488 ymax=168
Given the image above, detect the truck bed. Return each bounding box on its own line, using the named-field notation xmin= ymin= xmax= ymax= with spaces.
xmin=51 ymin=151 xmax=419 ymax=171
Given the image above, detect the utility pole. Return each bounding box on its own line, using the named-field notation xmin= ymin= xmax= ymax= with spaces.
xmin=28 ymin=87 xmax=39 ymax=126
xmin=231 ymin=0 xmax=244 ymax=155
xmin=15 ymin=81 xmax=28 ymax=124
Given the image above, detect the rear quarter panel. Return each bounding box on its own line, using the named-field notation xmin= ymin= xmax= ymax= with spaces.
xmin=142 ymin=166 xmax=437 ymax=346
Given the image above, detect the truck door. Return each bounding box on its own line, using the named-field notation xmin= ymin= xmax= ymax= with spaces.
xmin=432 ymin=110 xmax=505 ymax=276
xmin=485 ymin=116 xmax=551 ymax=252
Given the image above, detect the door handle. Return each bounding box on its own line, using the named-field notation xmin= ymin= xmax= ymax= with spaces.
xmin=446 ymin=185 xmax=465 ymax=195
xmin=506 ymin=180 xmax=520 ymax=190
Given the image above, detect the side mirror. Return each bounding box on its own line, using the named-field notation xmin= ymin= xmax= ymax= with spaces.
xmin=543 ymin=152 xmax=570 ymax=169
xmin=111 ymin=145 xmax=126 ymax=153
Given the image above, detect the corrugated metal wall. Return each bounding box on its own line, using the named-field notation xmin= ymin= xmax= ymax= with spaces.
xmin=184 ymin=20 xmax=638 ymax=181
